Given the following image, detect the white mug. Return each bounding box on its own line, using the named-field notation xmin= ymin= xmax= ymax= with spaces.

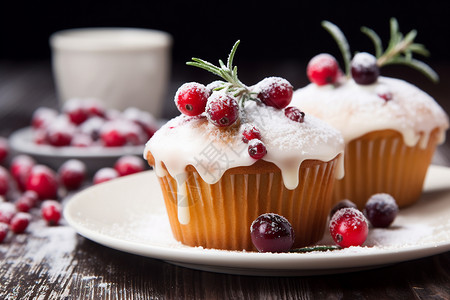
xmin=50 ymin=28 xmax=172 ymax=118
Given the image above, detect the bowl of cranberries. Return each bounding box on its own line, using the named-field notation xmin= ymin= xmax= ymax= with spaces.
xmin=9 ymin=98 xmax=162 ymax=172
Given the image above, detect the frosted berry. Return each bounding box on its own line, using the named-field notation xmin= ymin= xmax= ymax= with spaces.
xmin=71 ymin=133 xmax=94 ymax=147
xmin=351 ymin=52 xmax=380 ymax=85
xmin=79 ymin=116 xmax=105 ymax=141
xmin=100 ymin=121 xmax=128 ymax=147
xmin=175 ymin=82 xmax=209 ymax=116
xmin=329 ymin=199 xmax=357 ymax=219
xmin=123 ymin=107 xmax=158 ymax=140
xmin=93 ymin=168 xmax=119 ymax=184
xmin=0 ymin=166 xmax=9 ymax=196
xmin=46 ymin=116 xmax=76 ymax=147
xmin=307 ymin=53 xmax=340 ymax=86
xmin=15 ymin=191 xmax=39 ymax=212
xmin=10 ymin=155 xmax=36 ymax=191
xmin=242 ymin=124 xmax=261 ymax=143
xmin=284 ymin=107 xmax=305 ymax=123
xmin=58 ymin=159 xmax=87 ymax=190
xmin=26 ymin=165 xmax=58 ymax=200
xmin=364 ymin=193 xmax=399 ymax=228
xmin=84 ymin=98 xmax=106 ymax=118
xmin=31 ymin=107 xmax=58 ymax=129
xmin=0 ymin=202 xmax=16 ymax=224
xmin=329 ymin=207 xmax=368 ymax=248
xmin=206 ymin=80 xmax=225 ymax=95
xmin=0 ymin=137 xmax=9 ymax=164
xmin=10 ymin=212 xmax=31 ymax=234
xmin=114 ymin=155 xmax=145 ymax=177
xmin=63 ymin=98 xmax=90 ymax=125
xmin=248 ymin=139 xmax=267 ymax=159
xmin=256 ymin=77 xmax=293 ymax=109
xmin=0 ymin=222 xmax=8 ymax=243
xmin=250 ymin=213 xmax=295 ymax=253
xmin=206 ymin=92 xmax=239 ymax=127
xmin=41 ymin=200 xmax=62 ymax=225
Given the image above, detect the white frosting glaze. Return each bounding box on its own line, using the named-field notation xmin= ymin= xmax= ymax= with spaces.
xmin=145 ymin=101 xmax=345 ymax=224
xmin=291 ymin=76 xmax=449 ymax=147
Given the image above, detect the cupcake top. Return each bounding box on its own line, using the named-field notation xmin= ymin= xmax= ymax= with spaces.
xmin=291 ymin=76 xmax=449 ymax=147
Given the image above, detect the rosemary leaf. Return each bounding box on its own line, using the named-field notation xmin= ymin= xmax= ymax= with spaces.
xmin=361 ymin=26 xmax=383 ymax=58
xmin=388 ymin=57 xmax=439 ymax=83
xmin=321 ymin=20 xmax=351 ymax=76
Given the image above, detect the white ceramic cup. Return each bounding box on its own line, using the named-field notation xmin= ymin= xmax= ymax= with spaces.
xmin=50 ymin=28 xmax=172 ymax=118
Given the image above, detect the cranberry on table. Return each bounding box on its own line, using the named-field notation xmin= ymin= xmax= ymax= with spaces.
xmin=41 ymin=200 xmax=62 ymax=225
xmin=250 ymin=213 xmax=295 ymax=253
xmin=307 ymin=53 xmax=341 ymax=86
xmin=241 ymin=124 xmax=261 ymax=143
xmin=351 ymin=52 xmax=380 ymax=85
xmin=0 ymin=137 xmax=9 ymax=164
xmin=364 ymin=193 xmax=399 ymax=228
xmin=206 ymin=92 xmax=239 ymax=127
xmin=93 ymin=168 xmax=119 ymax=185
xmin=284 ymin=107 xmax=305 ymax=123
xmin=26 ymin=165 xmax=58 ymax=200
xmin=114 ymin=156 xmax=145 ymax=177
xmin=10 ymin=155 xmax=36 ymax=191
xmin=58 ymin=159 xmax=87 ymax=190
xmin=329 ymin=207 xmax=369 ymax=248
xmin=15 ymin=190 xmax=39 ymax=212
xmin=10 ymin=212 xmax=31 ymax=234
xmin=0 ymin=222 xmax=8 ymax=243
xmin=256 ymin=77 xmax=293 ymax=109
xmin=175 ymin=82 xmax=209 ymax=116
xmin=63 ymin=98 xmax=90 ymax=125
xmin=0 ymin=202 xmax=17 ymax=224
xmin=329 ymin=199 xmax=357 ymax=219
xmin=0 ymin=166 xmax=10 ymax=196
xmin=248 ymin=139 xmax=267 ymax=160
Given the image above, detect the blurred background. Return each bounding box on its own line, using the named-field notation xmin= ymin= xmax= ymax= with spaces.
xmin=1 ymin=0 xmax=449 ymax=120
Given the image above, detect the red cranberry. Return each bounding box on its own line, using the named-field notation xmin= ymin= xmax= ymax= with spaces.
xmin=256 ymin=77 xmax=293 ymax=109
xmin=250 ymin=213 xmax=295 ymax=253
xmin=100 ymin=121 xmax=128 ymax=147
xmin=284 ymin=107 xmax=305 ymax=123
xmin=84 ymin=98 xmax=106 ymax=118
xmin=206 ymin=92 xmax=239 ymax=127
xmin=31 ymin=107 xmax=58 ymax=129
xmin=15 ymin=191 xmax=39 ymax=212
xmin=33 ymin=129 xmax=48 ymax=145
xmin=10 ymin=155 xmax=36 ymax=191
xmin=0 ymin=222 xmax=8 ymax=243
xmin=79 ymin=116 xmax=105 ymax=141
xmin=26 ymin=165 xmax=58 ymax=200
xmin=248 ymin=139 xmax=267 ymax=159
xmin=71 ymin=133 xmax=94 ymax=147
xmin=114 ymin=156 xmax=145 ymax=177
xmin=0 ymin=137 xmax=9 ymax=164
xmin=123 ymin=107 xmax=158 ymax=140
xmin=175 ymin=82 xmax=209 ymax=116
xmin=307 ymin=53 xmax=340 ymax=86
xmin=0 ymin=202 xmax=16 ymax=224
xmin=329 ymin=199 xmax=357 ymax=219
xmin=0 ymin=166 xmax=10 ymax=196
xmin=63 ymin=98 xmax=90 ymax=125
xmin=364 ymin=193 xmax=399 ymax=228
xmin=41 ymin=200 xmax=62 ymax=225
xmin=46 ymin=116 xmax=76 ymax=147
xmin=242 ymin=124 xmax=261 ymax=143
xmin=351 ymin=52 xmax=380 ymax=85
xmin=58 ymin=159 xmax=87 ymax=190
xmin=10 ymin=212 xmax=31 ymax=234
xmin=93 ymin=168 xmax=119 ymax=184
xmin=329 ymin=207 xmax=368 ymax=248
xmin=206 ymin=80 xmax=225 ymax=95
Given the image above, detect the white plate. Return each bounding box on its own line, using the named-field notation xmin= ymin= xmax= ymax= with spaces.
xmin=64 ymin=165 xmax=450 ymax=276
xmin=9 ymin=127 xmax=145 ymax=172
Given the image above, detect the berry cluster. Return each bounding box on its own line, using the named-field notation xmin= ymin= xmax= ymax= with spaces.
xmin=31 ymin=99 xmax=159 ymax=148
xmin=0 ymin=136 xmax=146 ymax=243
xmin=175 ymin=41 xmax=305 ymax=161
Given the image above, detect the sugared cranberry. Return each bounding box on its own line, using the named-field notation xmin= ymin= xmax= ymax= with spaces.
xmin=250 ymin=213 xmax=295 ymax=253
xmin=242 ymin=124 xmax=261 ymax=143
xmin=79 ymin=116 xmax=105 ymax=141
xmin=0 ymin=166 xmax=9 ymax=196
xmin=307 ymin=53 xmax=340 ymax=86
xmin=33 ymin=129 xmax=48 ymax=145
xmin=284 ymin=107 xmax=305 ymax=123
xmin=10 ymin=212 xmax=31 ymax=233
xmin=351 ymin=52 xmax=380 ymax=85
xmin=26 ymin=165 xmax=58 ymax=200
xmin=0 ymin=137 xmax=9 ymax=164
xmin=63 ymin=98 xmax=90 ymax=125
xmin=175 ymin=82 xmax=209 ymax=116
xmin=15 ymin=191 xmax=39 ymax=212
xmin=100 ymin=121 xmax=128 ymax=147
xmin=46 ymin=116 xmax=76 ymax=147
xmin=206 ymin=80 xmax=225 ymax=95
xmin=256 ymin=77 xmax=293 ymax=109
xmin=329 ymin=207 xmax=368 ymax=248
xmin=114 ymin=156 xmax=145 ymax=177
xmin=329 ymin=199 xmax=357 ymax=219
xmin=0 ymin=202 xmax=16 ymax=224
xmin=123 ymin=107 xmax=158 ymax=140
xmin=41 ymin=200 xmax=62 ymax=225
xmin=93 ymin=168 xmax=119 ymax=185
xmin=364 ymin=193 xmax=399 ymax=228
xmin=58 ymin=159 xmax=87 ymax=190
xmin=84 ymin=98 xmax=106 ymax=118
xmin=248 ymin=139 xmax=267 ymax=159
xmin=31 ymin=107 xmax=58 ymax=129
xmin=0 ymin=222 xmax=8 ymax=243
xmin=10 ymin=155 xmax=36 ymax=191
xmin=71 ymin=133 xmax=94 ymax=147
xmin=206 ymin=92 xmax=239 ymax=127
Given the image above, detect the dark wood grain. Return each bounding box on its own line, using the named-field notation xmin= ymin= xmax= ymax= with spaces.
xmin=0 ymin=61 xmax=449 ymax=299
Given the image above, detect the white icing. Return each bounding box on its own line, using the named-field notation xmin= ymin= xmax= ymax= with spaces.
xmin=291 ymin=76 xmax=449 ymax=147
xmin=145 ymin=101 xmax=345 ymax=223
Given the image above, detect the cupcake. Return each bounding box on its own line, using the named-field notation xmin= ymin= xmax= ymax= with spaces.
xmin=145 ymin=41 xmax=344 ymax=251
xmin=291 ymin=19 xmax=449 ymax=209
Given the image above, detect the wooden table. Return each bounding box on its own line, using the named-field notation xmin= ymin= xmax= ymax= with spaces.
xmin=0 ymin=61 xmax=449 ymax=299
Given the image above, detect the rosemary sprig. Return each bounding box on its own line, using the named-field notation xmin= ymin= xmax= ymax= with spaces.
xmin=289 ymin=245 xmax=340 ymax=253
xmin=187 ymin=40 xmax=259 ymax=106
xmin=321 ymin=21 xmax=352 ymax=77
